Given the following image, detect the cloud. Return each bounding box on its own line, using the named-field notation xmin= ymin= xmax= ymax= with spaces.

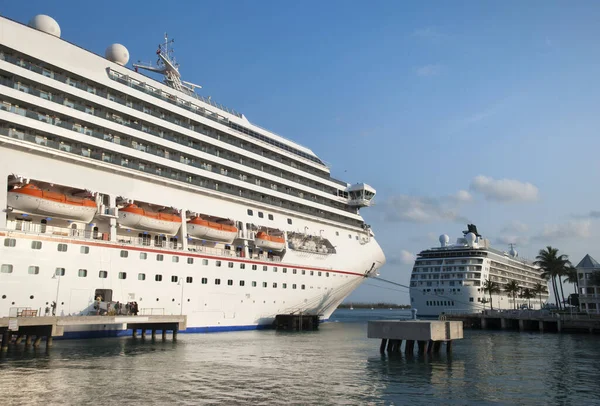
xmin=534 ymin=220 xmax=592 ymax=241
xmin=387 ymin=250 xmax=417 ymax=266
xmin=470 ymin=175 xmax=539 ymax=202
xmin=382 ymin=191 xmax=470 ymax=224
xmin=415 ymin=64 xmax=443 ymax=77
xmin=501 ymin=220 xmax=529 ymax=234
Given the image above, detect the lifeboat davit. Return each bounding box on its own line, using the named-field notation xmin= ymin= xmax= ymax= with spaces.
xmin=254 ymin=231 xmax=285 ymax=252
xmin=118 ymin=204 xmax=181 ymax=235
xmin=7 ymin=184 xmax=96 ymax=222
xmin=187 ymin=217 xmax=238 ymax=243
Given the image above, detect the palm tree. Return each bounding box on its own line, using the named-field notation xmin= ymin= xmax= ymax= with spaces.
xmin=483 ymin=279 xmax=501 ymax=311
xmin=504 ymin=280 xmax=521 ymax=309
xmin=534 ymin=246 xmax=571 ymax=311
xmin=532 ymin=282 xmax=548 ymax=308
xmin=520 ymin=288 xmax=534 ymax=309
xmin=563 ymin=265 xmax=579 ymax=294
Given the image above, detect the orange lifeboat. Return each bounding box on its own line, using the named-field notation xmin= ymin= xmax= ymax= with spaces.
xmin=7 ymin=184 xmax=97 ymax=222
xmin=255 ymin=231 xmax=285 ymax=252
xmin=186 ymin=216 xmax=238 ymax=243
xmin=118 ymin=204 xmax=181 ymax=235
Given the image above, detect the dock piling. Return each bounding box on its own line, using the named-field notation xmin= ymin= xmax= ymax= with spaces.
xmin=162 ymin=330 xmax=167 ymax=341
xmin=25 ymin=335 xmax=32 ymax=347
xmin=33 ymin=336 xmax=42 ymax=348
xmin=379 ymin=339 xmax=388 ymax=354
xmin=1 ymin=330 xmax=9 ymax=352
xmin=151 ymin=329 xmax=156 ymax=340
xmin=46 ymin=336 xmax=53 ymax=349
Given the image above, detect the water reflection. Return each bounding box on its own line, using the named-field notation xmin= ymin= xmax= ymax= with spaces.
xmin=1 ymin=310 xmax=600 ymax=405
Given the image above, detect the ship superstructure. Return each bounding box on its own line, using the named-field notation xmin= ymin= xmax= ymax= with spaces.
xmin=409 ymin=225 xmax=548 ymax=316
xmin=0 ymin=14 xmax=385 ymax=335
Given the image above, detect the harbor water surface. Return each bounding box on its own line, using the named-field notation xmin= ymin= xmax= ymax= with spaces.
xmin=1 ymin=309 xmax=599 ymax=405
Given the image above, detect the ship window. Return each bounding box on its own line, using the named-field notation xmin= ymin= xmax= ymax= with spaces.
xmin=1 ymin=264 xmax=13 ymax=274
xmin=227 ymin=279 xmax=233 ymax=286
xmin=172 ymin=256 xmax=179 ymax=263
xmin=140 ymin=253 xmax=147 ymax=260
xmin=287 ymin=218 xmax=292 ymax=225
xmin=202 ymin=259 xmax=208 ymax=266
xmin=31 ymin=241 xmax=42 ymax=250
xmin=186 ymin=277 xmax=193 ymax=283
xmin=80 ymin=246 xmax=90 ymax=254
xmin=263 ymin=266 xmax=268 ymax=271
xmin=138 ymin=273 xmax=146 ymax=281
xmin=292 ymin=284 xmax=297 ymax=289
xmin=156 ymin=254 xmax=164 ymax=261
xmin=215 ymin=279 xmax=221 ymax=285
xmin=77 ymin=269 xmax=87 ymax=277
xmin=302 ymin=270 xmax=306 ymax=275
xmin=247 ymin=209 xmax=253 ymax=216
xmin=326 ymin=272 xmax=329 ymax=277
xmin=239 ymin=280 xmax=245 ymax=286
xmin=171 ymin=276 xmax=178 ymax=283
xmin=282 ymin=268 xmax=287 ymax=273
xmin=58 ymin=244 xmax=68 ymax=252
xmin=310 ymin=271 xmax=314 ymax=276
xmin=268 ymin=214 xmax=274 ymax=220
xmin=99 ymin=270 xmax=107 ymax=278
xmin=252 ymin=281 xmax=257 ymax=287
xmin=273 ymin=282 xmax=277 ymax=288
xmin=273 ymin=267 xmax=278 ymax=272
xmin=119 ymin=272 xmax=127 ymax=280
xmin=202 ymin=278 xmax=207 ymax=284
xmin=301 ymin=284 xmax=305 ymax=290
xmin=355 ymin=236 xmax=359 ymax=240
xmin=258 ymin=212 xmax=264 ymax=218
xmin=216 ymin=261 xmax=222 ymax=267
xmin=240 ymin=263 xmax=246 ymax=269
xmin=252 ymin=265 xmax=257 ymax=270
xmin=282 ymin=283 xmax=287 ymax=289
xmin=187 ymin=258 xmax=194 ymax=264
xmin=469 ymin=297 xmax=474 ymax=302
xmin=28 ymin=266 xmax=40 ymax=275
xmin=155 ymin=275 xmax=162 ymax=282
xmin=293 ymin=269 xmax=297 ymax=274
xmin=263 ymin=282 xmax=267 ymax=288
xmin=348 ymin=234 xmax=352 ymax=239
xmin=228 ymin=262 xmax=234 ymax=268
xmin=120 ymin=250 xmax=128 ymax=258
xmin=335 ymin=232 xmax=339 ymax=236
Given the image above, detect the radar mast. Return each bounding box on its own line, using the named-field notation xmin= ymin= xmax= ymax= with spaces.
xmin=133 ymin=33 xmax=201 ymax=96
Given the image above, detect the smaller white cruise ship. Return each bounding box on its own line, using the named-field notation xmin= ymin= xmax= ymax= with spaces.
xmin=409 ymin=224 xmax=549 ymax=317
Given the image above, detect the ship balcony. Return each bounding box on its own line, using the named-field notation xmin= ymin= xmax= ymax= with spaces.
xmin=1 ymin=222 xmax=284 ymax=263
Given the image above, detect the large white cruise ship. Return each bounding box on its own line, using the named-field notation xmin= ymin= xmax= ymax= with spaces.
xmin=0 ymin=14 xmax=385 ymax=336
xmin=409 ymin=224 xmax=548 ymax=317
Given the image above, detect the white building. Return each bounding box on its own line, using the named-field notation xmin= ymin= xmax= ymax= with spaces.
xmin=576 ymin=254 xmax=600 ymax=314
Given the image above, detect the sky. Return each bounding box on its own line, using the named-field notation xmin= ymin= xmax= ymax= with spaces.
xmin=3 ymin=1 xmax=600 ymax=304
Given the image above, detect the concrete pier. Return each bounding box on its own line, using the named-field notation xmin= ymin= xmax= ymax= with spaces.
xmin=0 ymin=315 xmax=186 ymax=351
xmin=445 ymin=311 xmax=600 ymax=334
xmin=368 ymin=320 xmax=463 ymax=355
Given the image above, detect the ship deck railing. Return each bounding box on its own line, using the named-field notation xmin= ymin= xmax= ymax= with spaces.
xmin=2 ymin=223 xmax=283 ymax=263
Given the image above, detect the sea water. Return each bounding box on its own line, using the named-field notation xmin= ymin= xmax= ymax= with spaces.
xmin=1 ymin=309 xmax=599 ymax=405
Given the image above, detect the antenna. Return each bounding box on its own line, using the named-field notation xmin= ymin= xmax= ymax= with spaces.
xmin=133 ymin=33 xmax=202 ymax=95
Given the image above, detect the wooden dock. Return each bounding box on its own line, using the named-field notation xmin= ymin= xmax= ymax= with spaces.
xmin=0 ymin=315 xmax=187 ymax=351
xmin=444 ymin=310 xmax=600 ymax=334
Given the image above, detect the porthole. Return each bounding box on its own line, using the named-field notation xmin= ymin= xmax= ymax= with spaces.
xmin=2 ymin=295 xmax=6 ymax=299
xmin=30 ymin=295 xmax=34 ymax=299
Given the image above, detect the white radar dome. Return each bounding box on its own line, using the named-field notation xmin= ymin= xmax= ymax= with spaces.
xmin=28 ymin=15 xmax=61 ymax=38
xmin=439 ymin=234 xmax=450 ymax=247
xmin=105 ymin=44 xmax=129 ymax=66
xmin=465 ymin=232 xmax=477 ymax=247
